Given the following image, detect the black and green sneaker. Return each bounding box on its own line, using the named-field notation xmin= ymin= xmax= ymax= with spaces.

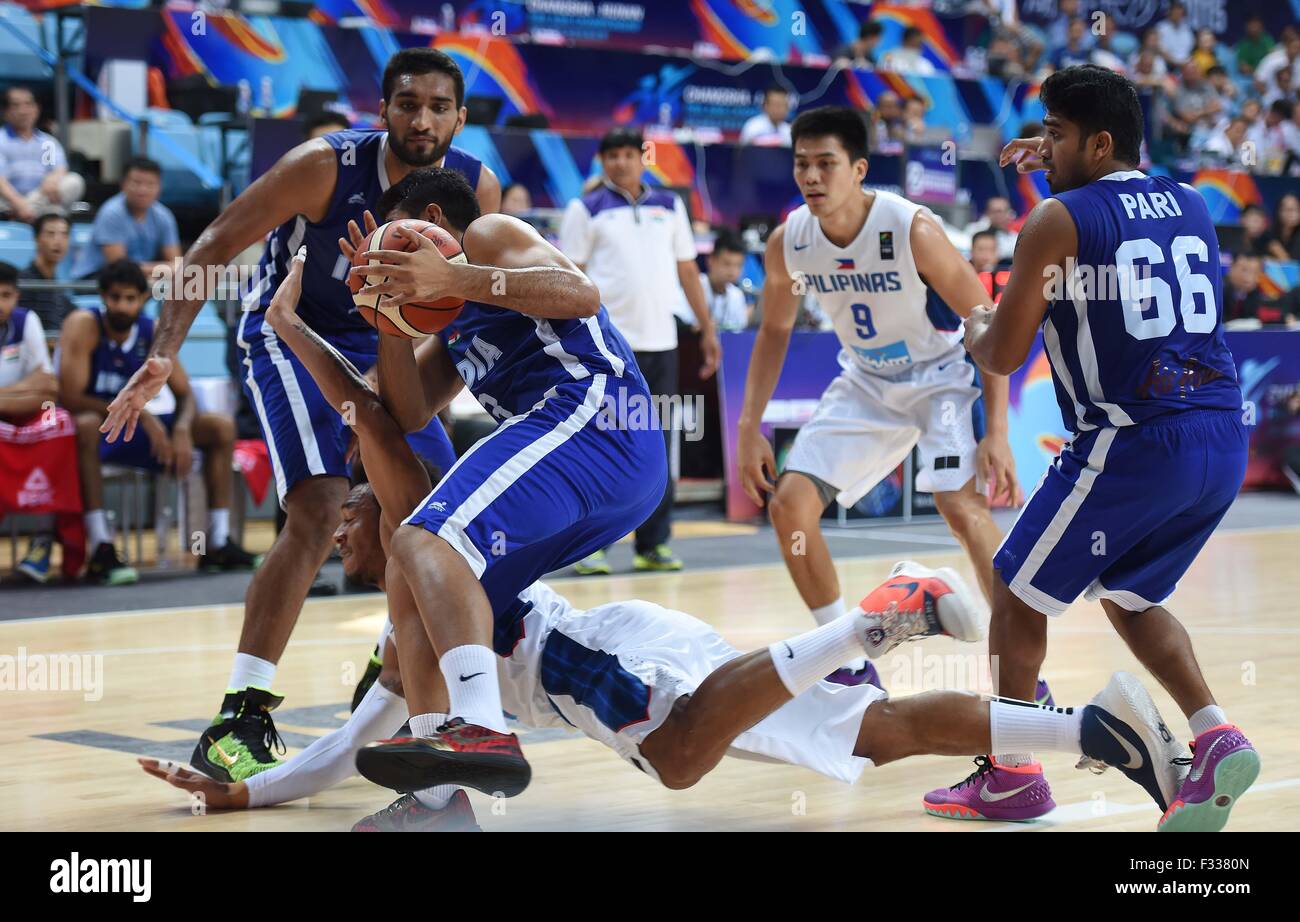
xmin=633 ymin=544 xmax=683 ymax=572
xmin=351 ymin=646 xmax=383 ymax=712
xmin=191 ymin=687 xmax=287 ymax=783
xmin=199 ymin=540 xmax=260 ymax=573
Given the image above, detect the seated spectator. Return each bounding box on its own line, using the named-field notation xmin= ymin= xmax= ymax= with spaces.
xmin=834 ymin=20 xmax=882 ymax=68
xmin=0 ymin=86 xmax=85 ymax=223
xmin=1045 ymin=0 xmax=1092 ymax=54
xmin=1090 ymin=16 xmax=1128 ymax=74
xmin=701 ymin=230 xmax=749 ymax=331
xmin=1247 ymin=101 xmax=1300 ymax=174
xmin=0 ymin=260 xmax=60 ymax=581
xmin=1205 ymin=65 xmax=1239 ymax=109
xmin=964 ymin=197 xmax=1018 ymax=261
xmin=56 ymin=260 xmax=255 ymax=585
xmin=1262 ymin=65 xmax=1295 ymax=110
xmin=1191 ymin=29 xmax=1222 ymax=75
xmin=304 ymin=111 xmax=350 ymax=140
xmin=1131 ymin=48 xmax=1172 ymax=91
xmin=879 ymin=27 xmax=936 ymax=76
xmin=1254 ymin=32 xmax=1300 ymax=95
xmin=1222 ymin=253 xmax=1269 ymax=323
xmin=740 ymin=85 xmax=793 ymax=147
xmin=1240 ymin=204 xmax=1276 ymax=257
xmin=1155 ymin=1 xmax=1195 ymax=67
xmin=985 ymin=31 xmax=1027 ymax=81
xmin=17 ymin=213 xmax=74 ymax=334
xmin=1051 ymin=19 xmax=1094 ymax=71
xmin=501 ymin=182 xmax=532 ymax=216
xmin=1236 ymin=15 xmax=1274 ymax=78
xmin=1202 ymin=116 xmax=1249 ymax=166
xmin=969 ymin=229 xmax=1010 ymax=304
xmin=70 ymin=157 xmax=182 ymax=280
xmin=901 ymin=96 xmax=940 ymax=143
xmin=1267 ymin=193 xmax=1300 ymax=262
xmin=1167 ymin=61 xmax=1223 ymax=151
xmin=870 ymin=91 xmax=905 ymax=153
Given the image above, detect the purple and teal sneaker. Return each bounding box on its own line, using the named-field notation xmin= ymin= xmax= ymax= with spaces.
xmin=922 ymin=756 xmax=1055 ymax=821
xmin=1035 ymin=678 xmax=1054 ymax=707
xmin=827 ymin=661 xmax=884 ymax=691
xmin=1158 ymin=725 xmax=1259 ymax=833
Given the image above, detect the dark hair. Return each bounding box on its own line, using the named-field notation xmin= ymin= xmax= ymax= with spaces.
xmin=97 ymin=259 xmax=149 ymax=294
xmin=0 ymin=260 xmax=17 ymax=288
xmin=1242 ymin=203 xmax=1267 ymax=217
xmin=123 ymin=156 xmax=162 ymax=178
xmin=859 ymin=21 xmax=883 ymax=40
xmin=971 ymin=229 xmax=999 ymax=248
xmin=598 ymin=125 xmax=644 ymax=155
xmin=1232 ymin=251 xmax=1262 ymax=263
xmin=790 ymin=106 xmax=870 ymax=163
xmin=32 ymin=212 xmax=69 ymax=237
xmin=763 ymin=84 xmax=789 ymax=100
xmin=1039 ymin=65 xmax=1143 ymax=165
xmin=377 ymin=167 xmax=481 ymax=231
xmin=3 ymin=85 xmax=35 ymax=109
xmin=306 ymin=111 xmax=350 ymax=136
xmin=1269 ymin=99 xmax=1295 ymax=120
xmin=711 ymin=228 xmax=745 ymax=256
xmin=382 ymin=48 xmax=465 ymax=109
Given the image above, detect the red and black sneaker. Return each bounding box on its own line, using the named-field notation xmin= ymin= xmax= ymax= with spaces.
xmin=356 ymin=718 xmax=531 ymax=797
xmin=351 ymin=790 xmax=481 ymax=832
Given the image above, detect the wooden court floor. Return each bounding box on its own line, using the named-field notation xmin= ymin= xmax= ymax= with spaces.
xmin=2 ymin=527 xmax=1298 ymax=832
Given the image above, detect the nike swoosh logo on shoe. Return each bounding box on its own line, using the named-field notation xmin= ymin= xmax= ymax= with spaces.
xmin=209 ymin=737 xmax=238 ymax=767
xmin=1188 ymin=735 xmax=1231 ymax=783
xmin=979 ymin=781 xmax=1036 ymax=802
xmin=1098 ymin=715 xmax=1144 ymax=770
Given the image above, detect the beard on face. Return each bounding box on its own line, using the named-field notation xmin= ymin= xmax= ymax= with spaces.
xmin=389 ymin=128 xmax=451 ymax=168
xmin=105 ymin=309 xmax=137 ymax=333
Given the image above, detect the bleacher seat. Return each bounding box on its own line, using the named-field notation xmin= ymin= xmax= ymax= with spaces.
xmin=142 ymin=108 xmax=214 ymax=207
xmin=0 ymin=3 xmax=48 ymax=81
xmin=0 ymin=220 xmax=34 ymax=269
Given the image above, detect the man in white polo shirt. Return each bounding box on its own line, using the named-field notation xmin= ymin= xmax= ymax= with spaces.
xmin=560 ymin=126 xmax=720 ymax=574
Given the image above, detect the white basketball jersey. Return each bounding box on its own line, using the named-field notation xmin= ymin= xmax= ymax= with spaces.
xmin=783 ymin=190 xmax=964 ymax=377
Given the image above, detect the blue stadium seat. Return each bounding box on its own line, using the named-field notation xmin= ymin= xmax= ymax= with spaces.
xmin=0 ymin=220 xmax=34 ymax=269
xmin=143 ymin=108 xmax=216 ymax=207
xmin=0 ymin=4 xmax=48 ymax=81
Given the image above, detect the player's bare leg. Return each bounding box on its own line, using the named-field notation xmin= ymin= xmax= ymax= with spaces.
xmin=357 ymin=525 xmax=531 ymax=798
xmin=1100 ymin=600 xmax=1210 ymax=718
xmin=932 ymin=478 xmax=1003 ymax=604
xmin=768 ymin=471 xmax=841 ymax=609
xmin=191 ymin=412 xmax=257 ymax=570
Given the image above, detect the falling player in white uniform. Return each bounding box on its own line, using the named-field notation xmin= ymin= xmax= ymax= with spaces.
xmin=738 ymin=106 xmax=1027 ymax=688
xmin=138 ymin=249 xmax=1184 ymax=829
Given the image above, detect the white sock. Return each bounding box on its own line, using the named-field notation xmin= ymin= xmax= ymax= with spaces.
xmin=208 ymin=508 xmax=230 ymax=548
xmin=440 ymin=646 xmax=507 ymax=733
xmin=228 ymin=652 xmax=277 ymax=692
xmin=84 ymin=509 xmax=111 ymax=547
xmin=769 ymin=612 xmax=866 ymax=697
xmin=1189 ymin=704 xmax=1228 ymax=737
xmin=990 ymin=699 xmax=1082 ymax=756
xmin=409 ymin=712 xmax=447 ymax=738
xmin=413 ymin=784 xmax=460 ymax=810
xmin=810 ymin=597 xmax=866 ymax=671
xmin=996 ymin=753 xmax=1036 ymax=767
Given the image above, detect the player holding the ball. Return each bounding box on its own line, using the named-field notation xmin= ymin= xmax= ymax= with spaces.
xmin=97 ymin=48 xmax=500 ymax=786
xmin=336 ymin=166 xmax=669 ymax=798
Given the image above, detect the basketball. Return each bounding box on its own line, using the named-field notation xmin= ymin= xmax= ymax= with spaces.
xmin=348 ymin=219 xmax=466 ymax=337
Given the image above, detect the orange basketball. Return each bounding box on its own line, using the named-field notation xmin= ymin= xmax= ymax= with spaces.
xmin=349 ymin=219 xmax=465 ymax=337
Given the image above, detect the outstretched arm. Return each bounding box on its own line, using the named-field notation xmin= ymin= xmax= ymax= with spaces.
xmin=351 ymin=214 xmax=601 ymax=319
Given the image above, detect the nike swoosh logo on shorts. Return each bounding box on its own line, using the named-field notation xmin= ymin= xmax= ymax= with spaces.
xmin=979 ymin=780 xmax=1036 ymax=802
xmin=1098 ymin=714 xmax=1144 ymax=770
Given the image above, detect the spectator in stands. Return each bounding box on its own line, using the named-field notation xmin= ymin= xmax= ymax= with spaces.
xmin=985 ymin=31 xmax=1027 ymax=81
xmin=964 ymin=196 xmax=1017 ymax=261
xmin=1205 ymin=65 xmax=1239 ymax=110
xmin=1155 ymin=1 xmax=1195 ymax=67
xmin=1267 ymin=193 xmax=1300 ymax=262
xmin=1236 ymin=15 xmax=1275 ymax=78
xmin=501 ymin=182 xmax=532 ymax=216
xmin=71 ymin=157 xmax=182 ymax=280
xmin=834 ymin=20 xmax=883 ymax=68
xmin=1255 ymin=32 xmax=1299 ymax=94
xmin=17 ymin=213 xmax=74 ymax=334
xmin=0 ymin=86 xmax=85 ymax=223
xmin=1240 ymin=204 xmax=1276 ymax=257
xmin=1167 ymin=61 xmax=1223 ymax=151
xmin=1191 ymin=29 xmax=1222 ymax=75
xmin=304 ymin=111 xmax=350 ymax=140
xmin=56 ymin=260 xmax=255 ymax=586
xmin=1202 ymin=116 xmax=1250 ymax=167
xmin=1051 ymin=19 xmax=1094 ymax=72
xmin=870 ymin=91 xmax=905 ymax=153
xmin=1089 ymin=15 xmax=1128 ymax=74
xmin=558 ymin=126 xmax=720 ymax=574
xmin=1222 ymin=253 xmax=1269 ymax=323
xmin=701 ymin=230 xmax=749 ymax=331
xmin=1131 ymin=48 xmax=1172 ymax=91
xmin=969 ymin=229 xmax=1009 ymax=304
xmin=879 ymin=27 xmax=936 ymax=76
xmin=0 ymin=260 xmax=59 ymax=581
xmin=740 ymin=86 xmax=793 ymax=147
xmin=1044 ymin=0 xmax=1092 ymax=55
xmin=901 ymin=97 xmax=936 ymax=143
xmin=1262 ymin=65 xmax=1295 ymax=110
xmin=1247 ymin=100 xmax=1300 ymax=174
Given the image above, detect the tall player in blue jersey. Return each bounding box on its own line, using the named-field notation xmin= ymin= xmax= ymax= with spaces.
xmin=97 ymin=49 xmax=500 ymax=784
xmin=332 ymin=167 xmax=666 ymax=798
xmin=928 ymin=67 xmax=1258 ymax=832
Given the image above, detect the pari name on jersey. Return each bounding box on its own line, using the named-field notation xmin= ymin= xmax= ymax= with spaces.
xmin=801 ymin=260 xmax=902 ymax=296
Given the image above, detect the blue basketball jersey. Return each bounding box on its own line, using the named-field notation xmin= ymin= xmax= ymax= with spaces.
xmin=87 ymin=308 xmax=154 ymax=401
xmin=439 ymin=297 xmax=643 ymax=421
xmin=1046 ymin=171 xmax=1241 ymax=433
xmin=244 ymin=130 xmax=484 ymax=338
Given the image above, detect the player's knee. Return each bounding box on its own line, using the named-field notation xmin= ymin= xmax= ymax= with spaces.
xmin=284 ymin=483 xmax=344 ymax=539
xmin=202 ymin=413 xmax=236 ymax=447
xmin=768 ymin=483 xmax=814 ymax=533
xmin=74 ymin=412 xmax=102 ymax=445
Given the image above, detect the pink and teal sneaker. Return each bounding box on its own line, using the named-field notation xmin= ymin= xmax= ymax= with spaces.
xmin=923 ymin=756 xmax=1055 ymax=821
xmin=1158 ymin=725 xmax=1259 ymax=833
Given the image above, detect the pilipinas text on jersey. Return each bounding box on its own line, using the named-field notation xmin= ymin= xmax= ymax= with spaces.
xmin=439 ymin=300 xmax=641 ymax=421
xmin=783 ymin=190 xmax=966 ymax=377
xmin=1047 ymin=171 xmax=1242 ymax=433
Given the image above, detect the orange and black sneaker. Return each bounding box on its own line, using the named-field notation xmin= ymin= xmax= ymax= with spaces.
xmin=351 ymin=790 xmax=481 ymax=832
xmin=356 ymin=718 xmax=531 ymax=798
